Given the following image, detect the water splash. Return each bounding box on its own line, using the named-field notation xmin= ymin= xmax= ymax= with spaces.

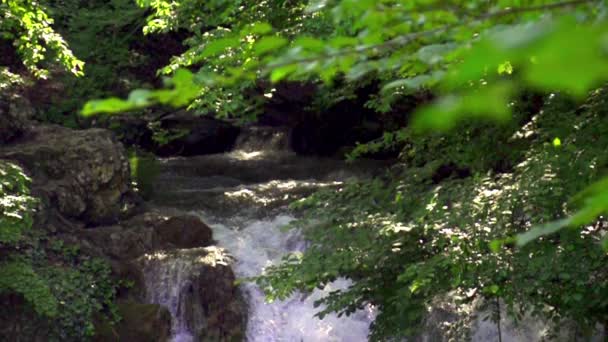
xmin=208 ymin=215 xmax=375 ymax=342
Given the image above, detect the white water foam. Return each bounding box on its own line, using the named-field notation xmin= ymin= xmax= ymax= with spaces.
xmin=207 ymin=214 xmax=375 ymax=342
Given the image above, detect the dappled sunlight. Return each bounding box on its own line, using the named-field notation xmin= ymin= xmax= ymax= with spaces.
xmin=222 ymin=179 xmax=343 ymax=207
xmin=141 ymin=247 xmax=231 ymax=267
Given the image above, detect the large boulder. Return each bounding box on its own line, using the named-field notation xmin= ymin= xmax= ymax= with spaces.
xmin=188 ymin=250 xmax=246 ymax=342
xmin=0 ymin=125 xmax=133 ymax=226
xmin=77 ymin=211 xmax=215 ymax=261
xmin=76 ymin=212 xmax=246 ymax=341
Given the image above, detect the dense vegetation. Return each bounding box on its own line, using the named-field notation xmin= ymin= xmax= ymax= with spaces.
xmin=2 ymin=0 xmax=608 ymax=340
xmin=0 ymin=161 xmax=119 ymax=339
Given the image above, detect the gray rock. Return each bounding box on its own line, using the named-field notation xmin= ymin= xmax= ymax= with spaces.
xmin=77 ymin=211 xmax=215 ymax=261
xmin=0 ymin=125 xmax=132 ymax=225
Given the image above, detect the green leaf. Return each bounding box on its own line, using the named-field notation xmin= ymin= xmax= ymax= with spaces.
xmin=518 ymin=177 xmax=608 ymax=246
xmin=200 ymin=37 xmax=240 ymax=58
xmin=294 ymin=37 xmax=326 ymax=52
xmin=243 ymin=22 xmax=273 ymax=36
xmin=553 ymin=137 xmax=562 ymax=147
xmin=569 ymin=191 xmax=608 ymax=227
xmin=255 ymin=36 xmax=288 ymax=55
xmin=412 ymin=82 xmax=514 ymax=131
xmin=523 ymin=19 xmax=608 ymax=96
xmin=329 ymin=36 xmax=359 ymax=48
xmin=383 ymin=76 xmax=431 ymax=92
xmin=487 ymin=284 xmax=500 ymax=295
xmin=170 ymin=68 xmax=195 ymax=88
xmin=382 ymin=71 xmax=445 ymax=93
xmin=0 ymin=261 xmax=58 ymax=317
xmin=270 ymin=64 xmax=298 ymax=82
xmin=127 ymin=89 xmax=153 ymax=107
xmin=416 ymin=43 xmax=457 ymax=65
xmin=81 ymin=98 xmax=134 ymax=116
xmin=306 ymin=0 xmax=328 ymax=12
xmin=489 ymin=239 xmax=503 ymax=253
xmin=516 ymin=218 xmax=571 ymax=246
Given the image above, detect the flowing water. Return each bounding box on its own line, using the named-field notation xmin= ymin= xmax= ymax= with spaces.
xmin=143 ymin=126 xmax=604 ymax=341
xmin=209 ymin=215 xmax=376 ymax=342
xmin=147 ymin=126 xmax=379 ymax=341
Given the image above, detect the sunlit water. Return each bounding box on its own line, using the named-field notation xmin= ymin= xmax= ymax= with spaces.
xmin=208 ymin=214 xmax=376 ymax=342
xmin=142 ymin=212 xmax=376 ymax=341
xmin=145 ymin=126 xmax=377 ymax=341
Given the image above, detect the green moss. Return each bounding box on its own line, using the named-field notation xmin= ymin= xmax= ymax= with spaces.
xmin=129 ymin=150 xmax=160 ymax=200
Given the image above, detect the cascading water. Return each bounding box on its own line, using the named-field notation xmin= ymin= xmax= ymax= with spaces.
xmin=147 ymin=126 xmax=378 ymax=341
xmin=144 ymin=125 xmax=605 ymax=341
xmin=141 ymin=248 xmax=206 ymax=342
xmin=209 ymin=215 xmax=375 ymax=341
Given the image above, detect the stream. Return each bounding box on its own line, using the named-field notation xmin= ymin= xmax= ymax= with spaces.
xmin=147 ymin=127 xmax=379 ymax=341
xmin=140 ymin=126 xmax=598 ymax=342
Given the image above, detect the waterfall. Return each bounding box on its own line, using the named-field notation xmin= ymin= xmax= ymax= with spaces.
xmin=147 ymin=125 xmax=377 ymax=341
xmin=208 ymin=215 xmax=376 ymax=341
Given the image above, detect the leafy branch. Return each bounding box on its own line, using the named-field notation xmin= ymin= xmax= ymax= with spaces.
xmin=267 ymin=0 xmax=596 ymax=70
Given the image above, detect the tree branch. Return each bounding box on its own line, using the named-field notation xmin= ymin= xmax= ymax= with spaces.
xmin=265 ymin=0 xmax=597 ymax=70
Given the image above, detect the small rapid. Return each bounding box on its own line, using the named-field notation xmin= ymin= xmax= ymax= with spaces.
xmin=209 ymin=215 xmax=376 ymax=341
xmin=147 ymin=126 xmax=379 ymax=341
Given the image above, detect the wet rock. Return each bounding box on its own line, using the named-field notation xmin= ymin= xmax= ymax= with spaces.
xmin=77 ymin=211 xmax=215 ymax=261
xmin=189 ymin=252 xmax=246 ymax=342
xmin=94 ymin=302 xmax=172 ymax=342
xmin=0 ymin=125 xmax=133 ymax=226
xmin=75 ymin=211 xmax=246 ymax=341
xmin=154 ymin=215 xmax=214 ymax=250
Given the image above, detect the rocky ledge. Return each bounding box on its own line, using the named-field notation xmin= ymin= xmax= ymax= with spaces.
xmin=0 ymin=95 xmax=246 ymax=341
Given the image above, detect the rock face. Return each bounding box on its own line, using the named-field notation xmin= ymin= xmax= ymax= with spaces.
xmin=0 ymin=100 xmax=246 ymax=341
xmin=0 ymin=125 xmax=132 ymax=226
xmin=259 ymin=82 xmax=430 ymax=159
xmin=75 ymin=210 xmax=246 ymax=341
xmin=154 ymin=111 xmax=240 ymax=157
xmin=0 ymin=94 xmax=32 ymax=144
xmin=190 ymin=258 xmax=246 ymax=342
xmin=100 ymin=110 xmax=241 ymax=157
